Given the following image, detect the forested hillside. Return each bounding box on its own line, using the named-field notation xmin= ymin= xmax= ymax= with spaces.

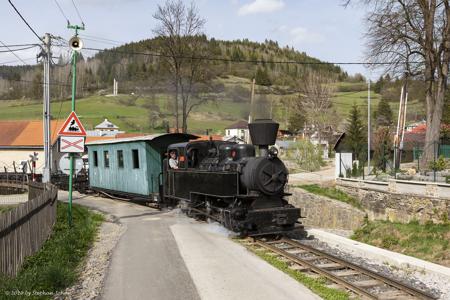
xmin=0 ymin=37 xmax=345 ymax=100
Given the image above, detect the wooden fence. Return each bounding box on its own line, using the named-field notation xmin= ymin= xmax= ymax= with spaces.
xmin=0 ymin=182 xmax=58 ymax=277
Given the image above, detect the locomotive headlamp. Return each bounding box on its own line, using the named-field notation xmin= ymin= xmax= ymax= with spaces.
xmin=269 ymin=147 xmax=279 ymax=157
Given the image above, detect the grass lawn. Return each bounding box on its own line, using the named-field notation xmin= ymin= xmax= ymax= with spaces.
xmin=238 ymin=240 xmax=349 ymax=300
xmin=298 ymin=184 xmax=363 ymax=210
xmin=0 ymin=202 xmax=104 ymax=299
xmin=352 ymin=220 xmax=450 ymax=267
xmin=0 ymin=78 xmax=409 ymax=135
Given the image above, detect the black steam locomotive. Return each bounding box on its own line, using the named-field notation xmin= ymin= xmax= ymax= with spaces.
xmin=162 ymin=119 xmax=301 ymax=236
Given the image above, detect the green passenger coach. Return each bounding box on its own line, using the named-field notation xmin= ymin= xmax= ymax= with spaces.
xmin=86 ymin=133 xmax=196 ymax=201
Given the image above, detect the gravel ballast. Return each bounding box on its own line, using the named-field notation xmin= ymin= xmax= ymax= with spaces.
xmin=289 ymin=231 xmax=449 ymax=300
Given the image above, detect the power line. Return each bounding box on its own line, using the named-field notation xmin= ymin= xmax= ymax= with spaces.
xmin=70 ymin=0 xmax=85 ymax=25
xmin=0 ymin=43 xmax=38 ymax=48
xmin=79 ymin=34 xmax=124 ymax=45
xmin=7 ymin=0 xmax=43 ymax=42
xmin=53 ymin=0 xmax=70 ymax=23
xmin=81 ymin=46 xmax=421 ymax=66
xmin=80 ymin=37 xmax=121 ymax=46
xmin=0 ymin=45 xmax=38 ymax=53
xmin=0 ymin=40 xmax=29 ymax=65
xmin=0 ymin=77 xmax=72 ymax=87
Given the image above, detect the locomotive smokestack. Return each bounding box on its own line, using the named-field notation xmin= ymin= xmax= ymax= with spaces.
xmin=248 ymin=119 xmax=279 ymax=157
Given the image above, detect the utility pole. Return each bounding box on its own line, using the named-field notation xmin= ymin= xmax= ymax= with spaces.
xmin=67 ymin=23 xmax=84 ymax=226
xmin=367 ymin=79 xmax=371 ymax=176
xmin=247 ymin=78 xmax=256 ymax=144
xmin=42 ymin=33 xmax=52 ymax=183
xmin=249 ymin=78 xmax=255 ymax=123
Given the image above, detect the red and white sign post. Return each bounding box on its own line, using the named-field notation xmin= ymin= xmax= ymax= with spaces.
xmin=57 ymin=111 xmax=86 ymax=226
xmin=58 ymin=111 xmax=87 ymax=154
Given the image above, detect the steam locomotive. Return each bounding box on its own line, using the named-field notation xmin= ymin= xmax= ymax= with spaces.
xmin=162 ymin=119 xmax=301 ymax=236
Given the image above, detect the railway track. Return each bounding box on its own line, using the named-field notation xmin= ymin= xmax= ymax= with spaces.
xmin=251 ymin=238 xmax=436 ymax=300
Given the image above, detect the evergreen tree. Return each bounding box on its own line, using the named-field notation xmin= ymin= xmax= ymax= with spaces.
xmin=374 ymin=97 xmax=393 ymax=126
xmin=288 ymin=111 xmax=306 ymax=133
xmin=374 ymin=75 xmax=384 ymax=93
xmin=255 ymin=67 xmax=271 ymax=86
xmin=345 ymin=104 xmax=366 ymax=161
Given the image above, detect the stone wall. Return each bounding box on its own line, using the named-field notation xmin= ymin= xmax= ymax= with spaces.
xmin=288 ymin=187 xmax=366 ymax=231
xmin=336 ymin=179 xmax=450 ymax=224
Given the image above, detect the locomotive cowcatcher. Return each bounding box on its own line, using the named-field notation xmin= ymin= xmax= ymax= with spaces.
xmin=163 ymin=119 xmax=301 ymax=236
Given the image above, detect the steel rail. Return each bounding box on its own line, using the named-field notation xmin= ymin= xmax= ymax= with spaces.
xmin=280 ymin=238 xmax=436 ymax=300
xmin=255 ymin=239 xmax=378 ymax=299
xmin=254 ymin=238 xmax=436 ymax=300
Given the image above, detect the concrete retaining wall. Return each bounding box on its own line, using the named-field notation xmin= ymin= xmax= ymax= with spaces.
xmin=336 ymin=178 xmax=450 ymax=224
xmin=289 ymin=187 xmax=366 ymax=231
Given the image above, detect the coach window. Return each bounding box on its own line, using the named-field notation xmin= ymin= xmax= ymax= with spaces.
xmin=104 ymin=151 xmax=109 ymax=168
xmin=132 ymin=149 xmax=140 ymax=169
xmin=117 ymin=150 xmax=124 ymax=168
xmin=93 ymin=151 xmax=98 ymax=167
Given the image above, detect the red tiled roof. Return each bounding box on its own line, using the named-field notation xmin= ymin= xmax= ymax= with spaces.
xmin=194 ymin=135 xmax=223 ymax=141
xmin=85 ymin=136 xmax=116 ymax=143
xmin=115 ymin=133 xmax=147 ymax=138
xmin=0 ymin=120 xmax=62 ymax=147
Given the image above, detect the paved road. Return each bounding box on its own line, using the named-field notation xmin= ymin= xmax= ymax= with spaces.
xmin=59 ymin=191 xmax=321 ymax=300
xmin=289 ymin=166 xmax=335 ymax=185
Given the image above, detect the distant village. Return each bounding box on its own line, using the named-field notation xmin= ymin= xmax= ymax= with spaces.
xmin=0 ymin=117 xmax=430 ymax=179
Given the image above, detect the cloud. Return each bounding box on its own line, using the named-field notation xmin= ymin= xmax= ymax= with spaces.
xmin=238 ymin=0 xmax=285 ymax=16
xmin=289 ymin=26 xmax=325 ymax=44
xmin=275 ymin=25 xmax=325 ymax=45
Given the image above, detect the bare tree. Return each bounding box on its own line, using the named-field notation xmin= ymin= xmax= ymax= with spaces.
xmin=345 ymin=0 xmax=450 ymax=167
xmin=296 ymin=72 xmax=338 ymax=144
xmin=153 ymin=0 xmax=209 ymax=133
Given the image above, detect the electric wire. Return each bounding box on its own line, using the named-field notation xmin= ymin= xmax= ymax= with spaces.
xmin=70 ymin=0 xmax=85 ymax=25
xmin=0 ymin=45 xmax=38 ymax=53
xmin=0 ymin=77 xmax=72 ymax=87
xmin=53 ymin=0 xmax=70 ymax=23
xmin=7 ymin=0 xmax=43 ymax=42
xmin=0 ymin=40 xmax=30 ymax=65
xmin=80 ymin=46 xmax=422 ymax=66
xmin=79 ymin=37 xmax=121 ymax=46
xmin=79 ymin=34 xmax=124 ymax=45
xmin=52 ymin=67 xmax=73 ymax=141
xmin=0 ymin=43 xmax=38 ymax=48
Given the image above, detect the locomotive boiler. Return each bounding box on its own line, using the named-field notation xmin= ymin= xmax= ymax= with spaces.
xmin=163 ymin=119 xmax=301 ymax=236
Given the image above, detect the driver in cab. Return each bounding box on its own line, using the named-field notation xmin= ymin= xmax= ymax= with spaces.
xmin=169 ymin=150 xmax=179 ymax=169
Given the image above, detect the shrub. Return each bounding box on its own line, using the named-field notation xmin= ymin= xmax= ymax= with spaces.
xmin=428 ymin=155 xmax=447 ymax=171
xmin=289 ymin=140 xmax=325 ymax=172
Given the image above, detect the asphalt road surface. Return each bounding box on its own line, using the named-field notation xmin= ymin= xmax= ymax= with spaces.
xmin=59 ymin=191 xmax=321 ymax=300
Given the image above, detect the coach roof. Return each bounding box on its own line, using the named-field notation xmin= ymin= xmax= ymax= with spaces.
xmin=86 ymin=133 xmax=198 ymax=146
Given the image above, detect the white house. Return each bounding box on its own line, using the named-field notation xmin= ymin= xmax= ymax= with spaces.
xmin=86 ymin=118 xmax=124 ymax=137
xmin=333 ymin=133 xmax=353 ymax=178
xmin=224 ymin=120 xmax=249 ymax=143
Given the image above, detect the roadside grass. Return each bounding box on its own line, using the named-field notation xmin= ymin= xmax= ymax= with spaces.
xmin=0 ymin=205 xmax=17 ymax=213
xmin=298 ymin=184 xmax=363 ymax=210
xmin=0 ymin=202 xmax=104 ymax=299
xmin=238 ymin=240 xmax=349 ymax=300
xmin=352 ymin=220 xmax=450 ymax=267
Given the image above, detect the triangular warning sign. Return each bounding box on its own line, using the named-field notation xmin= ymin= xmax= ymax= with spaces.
xmin=58 ymin=111 xmax=87 ymax=136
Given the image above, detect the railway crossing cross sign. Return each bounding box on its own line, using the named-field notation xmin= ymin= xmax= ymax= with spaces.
xmin=57 ymin=111 xmax=87 ymax=136
xmin=60 ymin=136 xmax=85 ymax=153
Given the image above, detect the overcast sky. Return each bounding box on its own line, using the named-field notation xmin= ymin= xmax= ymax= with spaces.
xmin=1 ymin=0 xmax=371 ymax=76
